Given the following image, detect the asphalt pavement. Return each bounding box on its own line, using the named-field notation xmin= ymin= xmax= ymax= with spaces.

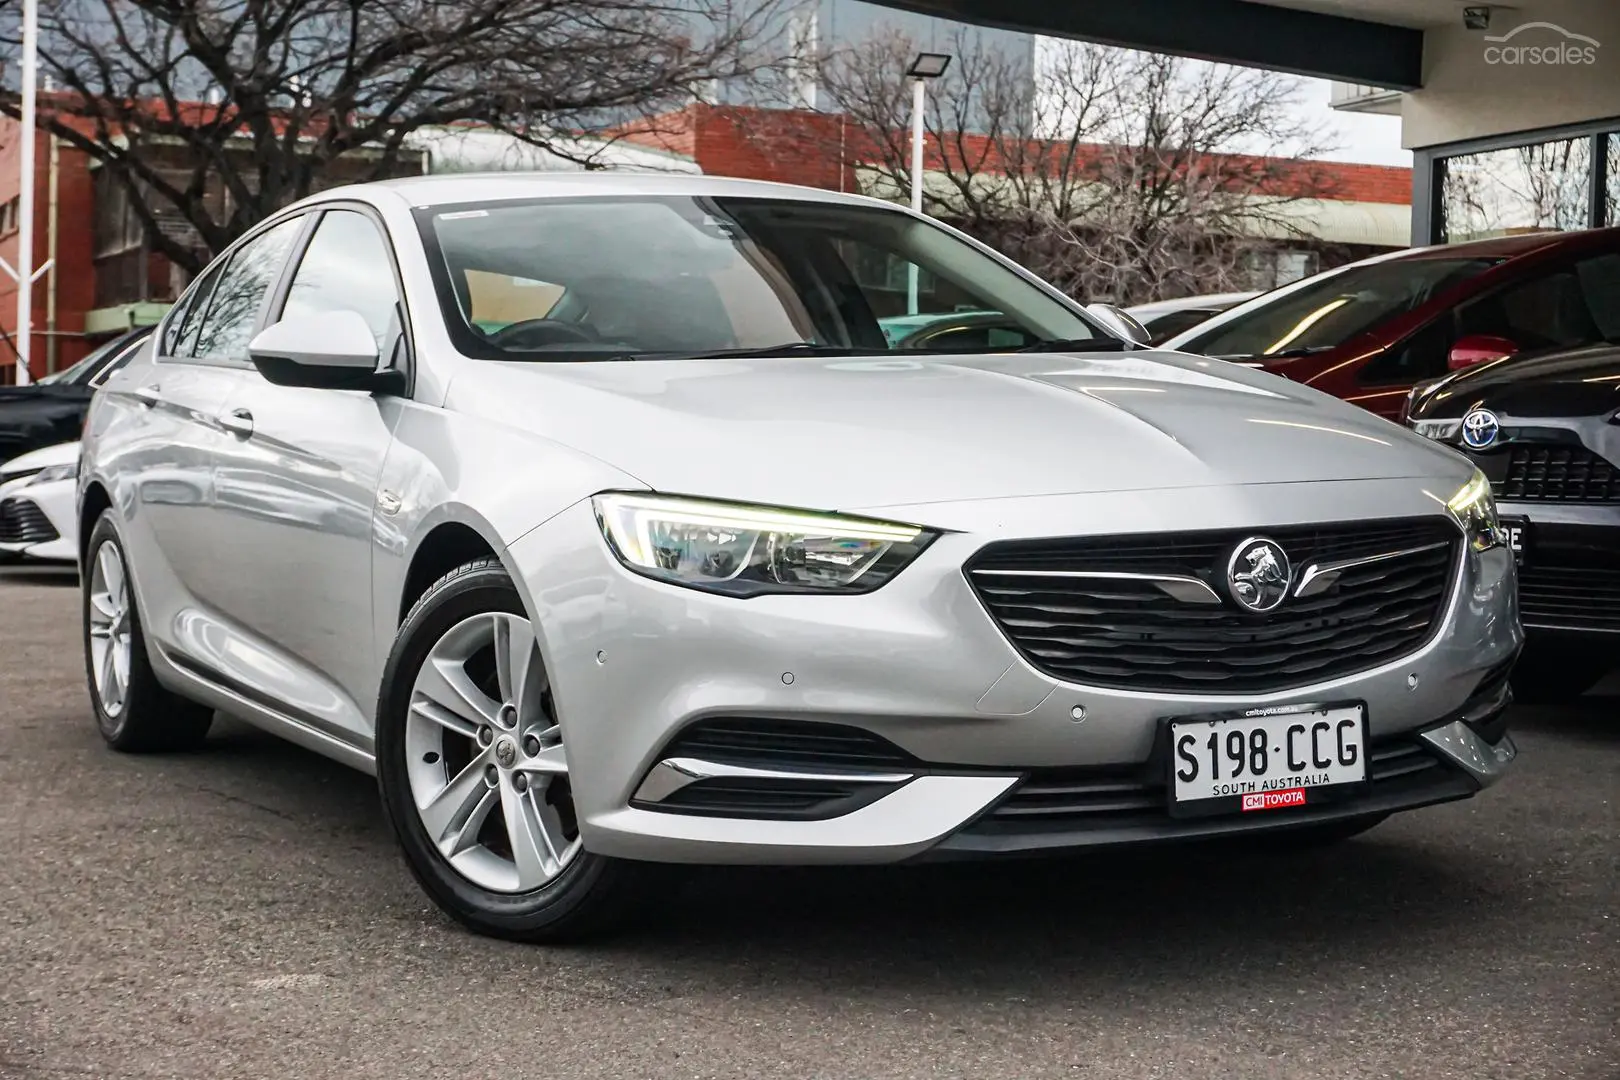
xmin=0 ymin=570 xmax=1615 ymax=1080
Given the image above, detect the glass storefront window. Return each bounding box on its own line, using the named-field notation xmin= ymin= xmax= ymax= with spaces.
xmin=1441 ymin=136 xmax=1593 ymax=242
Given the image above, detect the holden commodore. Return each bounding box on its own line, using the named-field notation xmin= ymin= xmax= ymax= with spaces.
xmin=78 ymin=175 xmax=1521 ymax=941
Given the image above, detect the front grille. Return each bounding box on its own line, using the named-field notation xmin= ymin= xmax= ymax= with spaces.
xmin=1518 ymin=565 xmax=1620 ymax=632
xmin=0 ymin=498 xmax=58 ymax=545
xmin=976 ymin=736 xmax=1443 ymax=829
xmin=967 ymin=518 xmax=1458 ymax=694
xmin=659 ymin=717 xmax=918 ymax=770
xmin=1497 ymin=445 xmax=1620 ymax=503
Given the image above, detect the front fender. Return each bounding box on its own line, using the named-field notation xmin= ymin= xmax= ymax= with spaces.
xmin=367 ymin=400 xmax=647 ymax=686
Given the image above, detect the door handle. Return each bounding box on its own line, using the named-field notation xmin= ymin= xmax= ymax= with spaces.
xmin=133 ymin=384 xmax=162 ymax=407
xmin=219 ymin=408 xmax=254 ymax=438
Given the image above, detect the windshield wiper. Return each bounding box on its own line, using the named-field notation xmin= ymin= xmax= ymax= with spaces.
xmin=1013 ymin=337 xmax=1135 ymax=353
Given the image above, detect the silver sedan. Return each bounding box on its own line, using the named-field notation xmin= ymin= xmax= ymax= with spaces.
xmin=78 ymin=175 xmax=1521 ymax=941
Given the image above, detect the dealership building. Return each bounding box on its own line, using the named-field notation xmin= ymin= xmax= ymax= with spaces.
xmin=886 ymin=0 xmax=1618 ymax=243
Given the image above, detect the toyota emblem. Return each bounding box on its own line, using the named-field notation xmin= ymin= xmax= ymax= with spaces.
xmin=1461 ymin=408 xmax=1501 ymax=450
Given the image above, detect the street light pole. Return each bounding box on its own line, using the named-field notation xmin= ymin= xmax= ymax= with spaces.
xmin=909 ymin=75 xmax=925 ymax=216
xmin=902 ymin=52 xmax=950 ymax=317
xmin=12 ymin=0 xmax=39 ymax=385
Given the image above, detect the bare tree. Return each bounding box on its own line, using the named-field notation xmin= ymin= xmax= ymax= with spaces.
xmin=813 ymin=31 xmax=1340 ymax=304
xmin=0 ymin=0 xmax=799 ymax=275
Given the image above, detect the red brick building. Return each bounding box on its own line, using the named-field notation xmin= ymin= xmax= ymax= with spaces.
xmin=0 ymin=118 xmax=98 ymax=381
xmin=0 ymin=113 xmax=423 ymax=385
xmin=621 ymin=102 xmax=1414 ymax=206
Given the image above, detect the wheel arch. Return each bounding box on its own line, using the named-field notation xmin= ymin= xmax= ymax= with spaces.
xmin=396 ymin=518 xmax=508 ymax=626
xmin=78 ymin=480 xmax=113 ymax=568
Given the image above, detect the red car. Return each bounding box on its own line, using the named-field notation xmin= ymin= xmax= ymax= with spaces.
xmin=1162 ymin=227 xmax=1620 ymax=419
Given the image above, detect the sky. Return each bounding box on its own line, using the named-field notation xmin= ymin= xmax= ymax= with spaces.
xmin=1295 ymin=78 xmax=1412 ymax=167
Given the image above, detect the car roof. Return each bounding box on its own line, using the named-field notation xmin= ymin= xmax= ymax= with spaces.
xmin=301 ymin=172 xmax=903 ymax=213
xmin=1384 ymin=226 xmax=1620 ymax=262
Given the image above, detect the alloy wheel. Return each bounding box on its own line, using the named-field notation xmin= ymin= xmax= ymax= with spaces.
xmin=87 ymin=540 xmax=133 ymax=719
xmin=403 ymin=611 xmax=581 ymax=893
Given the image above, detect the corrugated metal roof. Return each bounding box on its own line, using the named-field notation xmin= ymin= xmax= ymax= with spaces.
xmin=409 ymin=127 xmax=702 ymax=176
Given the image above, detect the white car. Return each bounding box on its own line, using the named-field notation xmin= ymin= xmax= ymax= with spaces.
xmin=0 ymin=440 xmax=79 ymax=563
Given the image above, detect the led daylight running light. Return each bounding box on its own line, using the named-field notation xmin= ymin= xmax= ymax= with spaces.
xmin=1447 ymin=470 xmax=1491 ymax=514
xmin=1446 ymin=469 xmax=1504 ymax=554
xmin=606 ymin=495 xmax=920 ymax=548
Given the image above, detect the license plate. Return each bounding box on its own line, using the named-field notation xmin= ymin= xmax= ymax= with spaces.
xmin=1500 ymin=516 xmax=1528 ymax=566
xmin=1167 ymin=704 xmax=1367 ymax=817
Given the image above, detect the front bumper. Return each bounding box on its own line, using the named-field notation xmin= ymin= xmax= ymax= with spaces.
xmin=0 ymin=478 xmax=76 ymax=563
xmin=1498 ymin=499 xmax=1620 ymax=637
xmin=509 ymin=478 xmax=1521 ymax=866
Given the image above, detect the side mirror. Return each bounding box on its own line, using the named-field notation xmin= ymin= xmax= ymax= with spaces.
xmin=248 ymin=310 xmax=401 ymax=391
xmin=1085 ymin=303 xmax=1151 ymax=346
xmin=1447 ymin=333 xmax=1519 ymax=371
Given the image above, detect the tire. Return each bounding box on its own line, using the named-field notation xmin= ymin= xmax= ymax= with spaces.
xmin=82 ymin=511 xmax=214 ymax=752
xmin=376 ymin=557 xmax=642 ymax=943
xmin=1510 ymin=642 xmax=1611 ymax=704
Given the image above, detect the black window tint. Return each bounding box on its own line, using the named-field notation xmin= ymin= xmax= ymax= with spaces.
xmin=190 ymin=217 xmax=304 ymax=363
xmin=1575 ymin=253 xmax=1620 ymax=340
xmin=280 ymin=210 xmax=401 ymax=352
xmin=1456 ymin=255 xmax=1619 ymax=353
xmin=1360 ymin=314 xmax=1458 ymax=384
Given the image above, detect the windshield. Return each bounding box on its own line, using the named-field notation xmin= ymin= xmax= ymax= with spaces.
xmin=1176 ymin=257 xmax=1501 ymax=359
xmin=414 ymin=196 xmax=1111 ymax=360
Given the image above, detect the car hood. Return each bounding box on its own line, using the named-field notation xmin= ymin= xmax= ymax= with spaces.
xmin=1412 ymin=343 xmax=1620 ymax=420
xmin=0 ymin=439 xmax=78 ymax=478
xmin=450 ymin=349 xmax=1464 ymax=512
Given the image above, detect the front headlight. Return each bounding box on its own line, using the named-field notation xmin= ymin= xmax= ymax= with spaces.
xmin=592 ymin=493 xmax=936 ymax=596
xmin=1447 ymin=469 xmax=1504 ymax=553
xmin=28 ymin=461 xmax=78 ymax=486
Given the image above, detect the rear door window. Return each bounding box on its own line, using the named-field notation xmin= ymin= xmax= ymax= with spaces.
xmin=182 ymin=216 xmax=305 ymax=364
